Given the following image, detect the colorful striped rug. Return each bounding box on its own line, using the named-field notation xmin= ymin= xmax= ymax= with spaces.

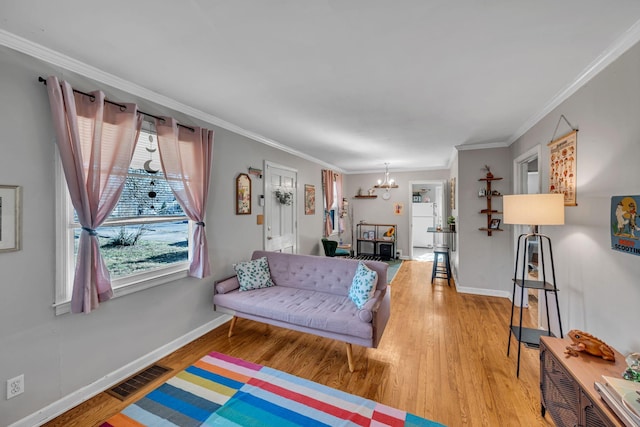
xmin=102 ymin=351 xmax=443 ymax=426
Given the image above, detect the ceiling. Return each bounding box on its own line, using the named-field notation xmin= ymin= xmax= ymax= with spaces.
xmin=2 ymin=1 xmax=640 ymax=174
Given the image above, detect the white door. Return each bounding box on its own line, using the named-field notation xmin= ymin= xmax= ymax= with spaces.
xmin=264 ymin=161 xmax=297 ymax=253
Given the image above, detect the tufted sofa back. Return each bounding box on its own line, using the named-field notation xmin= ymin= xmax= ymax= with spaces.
xmin=251 ymin=250 xmax=388 ymax=296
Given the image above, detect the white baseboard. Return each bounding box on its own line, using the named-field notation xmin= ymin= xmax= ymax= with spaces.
xmin=455 ymin=285 xmax=510 ymax=299
xmin=10 ymin=314 xmax=232 ymax=427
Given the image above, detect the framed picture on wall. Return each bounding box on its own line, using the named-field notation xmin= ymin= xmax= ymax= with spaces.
xmin=304 ymin=184 xmax=315 ymax=215
xmin=236 ymin=173 xmax=251 ymax=215
xmin=489 ymin=218 xmax=501 ymax=230
xmin=0 ymin=185 xmax=21 ymax=252
xmin=450 ymin=177 xmax=456 ymax=210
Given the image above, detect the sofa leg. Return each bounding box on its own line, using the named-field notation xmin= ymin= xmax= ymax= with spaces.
xmin=346 ymin=343 xmax=355 ymax=372
xmin=228 ymin=316 xmax=237 ymax=338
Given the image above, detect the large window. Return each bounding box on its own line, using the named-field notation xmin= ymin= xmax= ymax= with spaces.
xmin=55 ymin=125 xmax=190 ymax=314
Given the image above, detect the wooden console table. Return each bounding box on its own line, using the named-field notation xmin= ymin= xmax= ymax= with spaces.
xmin=540 ymin=336 xmax=627 ymax=427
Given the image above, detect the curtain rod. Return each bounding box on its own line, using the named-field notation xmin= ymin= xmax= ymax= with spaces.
xmin=38 ymin=77 xmax=195 ymax=132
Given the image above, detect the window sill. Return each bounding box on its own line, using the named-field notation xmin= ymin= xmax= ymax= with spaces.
xmin=53 ymin=263 xmax=189 ymax=315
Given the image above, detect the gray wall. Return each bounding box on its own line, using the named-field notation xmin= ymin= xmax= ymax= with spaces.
xmin=0 ymin=47 xmax=325 ymax=425
xmin=510 ymin=40 xmax=640 ymax=354
xmin=456 ymin=148 xmax=513 ymax=296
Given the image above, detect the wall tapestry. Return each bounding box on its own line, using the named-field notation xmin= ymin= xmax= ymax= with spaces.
xmin=304 ymin=184 xmax=315 ymax=215
xmin=548 ymin=130 xmax=577 ymax=206
xmin=611 ymin=195 xmax=640 ymax=256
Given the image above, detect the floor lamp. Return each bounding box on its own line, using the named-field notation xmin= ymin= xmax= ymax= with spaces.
xmin=504 ymin=193 xmax=565 ymax=377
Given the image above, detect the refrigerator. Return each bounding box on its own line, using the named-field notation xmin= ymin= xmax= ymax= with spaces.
xmin=412 ymin=202 xmax=435 ymax=248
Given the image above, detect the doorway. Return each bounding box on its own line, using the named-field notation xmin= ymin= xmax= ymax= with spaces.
xmin=409 ymin=180 xmax=445 ymax=261
xmin=513 ymin=146 xmax=541 ymax=319
xmin=264 ymin=161 xmax=298 ymax=253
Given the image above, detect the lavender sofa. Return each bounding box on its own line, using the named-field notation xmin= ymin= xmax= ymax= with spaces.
xmin=213 ymin=250 xmax=390 ymax=372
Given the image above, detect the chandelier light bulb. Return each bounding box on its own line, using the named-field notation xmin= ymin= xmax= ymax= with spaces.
xmin=374 ymin=162 xmax=398 ymax=189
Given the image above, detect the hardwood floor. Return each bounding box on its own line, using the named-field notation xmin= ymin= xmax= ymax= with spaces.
xmin=44 ymin=260 xmax=553 ymax=427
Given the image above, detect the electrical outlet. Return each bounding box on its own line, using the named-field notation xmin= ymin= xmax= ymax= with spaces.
xmin=7 ymin=374 xmax=24 ymax=399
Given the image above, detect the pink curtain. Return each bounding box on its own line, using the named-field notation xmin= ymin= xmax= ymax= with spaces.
xmin=322 ymin=169 xmax=335 ymax=237
xmin=46 ymin=76 xmax=142 ymax=313
xmin=335 ymin=173 xmax=344 ymax=234
xmin=155 ymin=118 xmax=214 ymax=278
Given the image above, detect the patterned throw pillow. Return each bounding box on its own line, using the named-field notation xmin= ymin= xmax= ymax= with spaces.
xmin=234 ymin=257 xmax=275 ymax=291
xmin=349 ymin=262 xmax=378 ymax=309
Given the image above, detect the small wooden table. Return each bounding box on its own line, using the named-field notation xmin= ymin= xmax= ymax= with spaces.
xmin=427 ymin=227 xmax=456 ymax=251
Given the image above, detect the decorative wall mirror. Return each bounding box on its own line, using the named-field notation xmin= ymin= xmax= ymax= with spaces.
xmin=236 ymin=173 xmax=251 ymax=215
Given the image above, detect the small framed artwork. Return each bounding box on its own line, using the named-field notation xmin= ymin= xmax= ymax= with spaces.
xmin=304 ymin=184 xmax=315 ymax=215
xmin=610 ymin=195 xmax=640 ymax=256
xmin=236 ymin=173 xmax=251 ymax=215
xmin=412 ymin=195 xmax=421 ymax=203
xmin=450 ymin=177 xmax=456 ymax=210
xmin=489 ymin=218 xmax=501 ymax=230
xmin=0 ymin=185 xmax=21 ymax=252
xmin=394 ymin=202 xmax=404 ymax=215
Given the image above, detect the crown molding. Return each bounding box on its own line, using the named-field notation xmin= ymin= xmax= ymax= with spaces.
xmin=0 ymin=29 xmax=344 ymax=173
xmin=455 ymin=141 xmax=510 ymax=151
xmin=343 ymin=164 xmax=449 ymax=175
xmin=509 ymin=18 xmax=640 ymax=144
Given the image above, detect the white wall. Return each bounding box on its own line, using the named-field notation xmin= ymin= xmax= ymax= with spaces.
xmin=0 ymin=46 xmax=326 ymax=425
xmin=510 ymin=40 xmax=640 ymax=354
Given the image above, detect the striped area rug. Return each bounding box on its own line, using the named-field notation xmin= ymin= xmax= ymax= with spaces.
xmin=102 ymin=351 xmax=443 ymax=427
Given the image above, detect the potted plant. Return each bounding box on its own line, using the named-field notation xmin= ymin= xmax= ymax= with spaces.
xmin=447 ymin=215 xmax=456 ymax=232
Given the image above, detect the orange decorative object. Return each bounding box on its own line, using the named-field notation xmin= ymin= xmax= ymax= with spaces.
xmin=564 ymin=329 xmax=615 ymax=361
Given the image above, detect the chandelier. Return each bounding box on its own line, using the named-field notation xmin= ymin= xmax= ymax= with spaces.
xmin=374 ymin=163 xmax=398 ymax=189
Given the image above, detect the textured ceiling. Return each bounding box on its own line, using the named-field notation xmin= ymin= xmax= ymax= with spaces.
xmin=2 ymin=1 xmax=640 ymax=173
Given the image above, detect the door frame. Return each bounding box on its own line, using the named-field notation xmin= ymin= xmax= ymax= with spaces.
xmin=512 ymin=145 xmax=542 ymax=309
xmin=408 ymin=179 xmax=446 ymax=260
xmin=263 ymin=160 xmax=298 ymax=252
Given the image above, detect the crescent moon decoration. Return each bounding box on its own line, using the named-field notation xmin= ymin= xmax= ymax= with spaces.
xmin=144 ymin=159 xmax=159 ymax=174
xmin=146 ymin=134 xmax=157 ymax=152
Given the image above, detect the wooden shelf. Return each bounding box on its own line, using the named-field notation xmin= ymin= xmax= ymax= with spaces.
xmin=356 ymin=223 xmax=396 ymax=260
xmin=353 ymin=195 xmax=377 ymax=199
xmin=479 ymin=173 xmax=503 ymax=236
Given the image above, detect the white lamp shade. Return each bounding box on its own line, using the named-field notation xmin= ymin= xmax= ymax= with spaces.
xmin=503 ymin=194 xmax=565 ymax=225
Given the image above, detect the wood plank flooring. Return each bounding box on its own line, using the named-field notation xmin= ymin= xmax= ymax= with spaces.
xmin=44 ymin=260 xmax=553 ymax=427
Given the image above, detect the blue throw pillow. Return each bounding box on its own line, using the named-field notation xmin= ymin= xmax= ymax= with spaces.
xmin=234 ymin=257 xmax=275 ymax=291
xmin=349 ymin=262 xmax=378 ymax=309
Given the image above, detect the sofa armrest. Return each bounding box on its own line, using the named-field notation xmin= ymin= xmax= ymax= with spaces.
xmin=355 ymin=290 xmax=383 ymax=323
xmin=215 ymin=275 xmax=240 ymax=294
xmin=371 ymin=285 xmax=391 ymax=348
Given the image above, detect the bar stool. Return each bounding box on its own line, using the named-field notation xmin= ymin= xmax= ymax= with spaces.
xmin=431 ymin=244 xmax=452 ymax=286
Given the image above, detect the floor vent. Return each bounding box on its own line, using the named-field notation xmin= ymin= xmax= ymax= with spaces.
xmin=107 ymin=364 xmax=172 ymax=401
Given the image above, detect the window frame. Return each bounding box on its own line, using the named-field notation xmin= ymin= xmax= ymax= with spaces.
xmin=53 ymin=142 xmax=191 ymax=316
xmin=323 ymin=179 xmax=340 ymax=236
